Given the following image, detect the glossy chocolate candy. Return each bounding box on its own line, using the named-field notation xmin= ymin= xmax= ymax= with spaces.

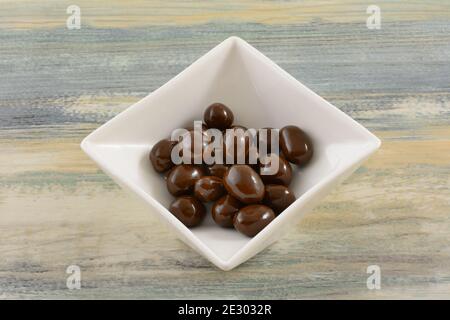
xmin=169 ymin=196 xmax=206 ymax=227
xmin=166 ymin=165 xmax=206 ymax=196
xmin=280 ymin=125 xmax=313 ymax=166
xmin=150 ymin=139 xmax=177 ymax=172
xmin=204 ymin=103 xmax=234 ymax=130
xmin=154 ymin=104 xmax=312 ymax=235
xmin=263 ymin=184 xmax=296 ymax=215
xmin=223 ymin=165 xmax=265 ymax=204
xmin=212 ymin=195 xmax=242 ymax=228
xmin=207 ymin=164 xmax=229 ymax=178
xmin=259 ymin=153 xmax=292 ymax=186
xmin=194 ymin=176 xmax=225 ymax=202
xmin=233 ymin=205 xmax=275 ymax=237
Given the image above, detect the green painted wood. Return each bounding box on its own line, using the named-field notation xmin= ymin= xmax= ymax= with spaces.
xmin=1 ymin=0 xmax=449 ymax=299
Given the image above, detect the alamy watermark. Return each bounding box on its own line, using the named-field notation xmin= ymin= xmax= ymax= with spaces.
xmin=66 ymin=5 xmax=81 ymax=30
xmin=366 ymin=265 xmax=381 ymax=290
xmin=170 ymin=121 xmax=280 ymax=174
xmin=366 ymin=5 xmax=381 ymax=29
xmin=66 ymin=265 xmax=81 ymax=290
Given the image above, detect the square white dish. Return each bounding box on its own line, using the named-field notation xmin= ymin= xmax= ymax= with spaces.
xmin=81 ymin=36 xmax=381 ymax=271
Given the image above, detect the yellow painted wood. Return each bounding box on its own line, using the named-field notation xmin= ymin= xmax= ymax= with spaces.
xmin=2 ymin=0 xmax=450 ymax=29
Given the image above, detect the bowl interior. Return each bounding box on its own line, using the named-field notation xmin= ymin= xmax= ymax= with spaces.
xmin=83 ymin=37 xmax=378 ymax=263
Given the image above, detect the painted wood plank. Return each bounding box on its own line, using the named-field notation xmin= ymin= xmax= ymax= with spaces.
xmin=0 ymin=0 xmax=449 ymax=299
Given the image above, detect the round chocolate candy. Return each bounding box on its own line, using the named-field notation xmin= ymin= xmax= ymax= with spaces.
xmin=259 ymin=153 xmax=292 ymax=186
xmin=233 ymin=204 xmax=275 ymax=237
xmin=169 ymin=196 xmax=206 ymax=227
xmin=279 ymin=125 xmax=313 ymax=166
xmin=204 ymin=103 xmax=234 ymax=130
xmin=149 ymin=139 xmax=177 ymax=172
xmin=207 ymin=164 xmax=229 ymax=178
xmin=212 ymin=195 xmax=242 ymax=228
xmin=223 ymin=165 xmax=265 ymax=204
xmin=166 ymin=164 xmax=206 ymax=196
xmin=194 ymin=176 xmax=225 ymax=202
xmin=263 ymin=184 xmax=296 ymax=214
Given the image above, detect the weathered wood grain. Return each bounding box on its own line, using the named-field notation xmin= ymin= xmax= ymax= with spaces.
xmin=1 ymin=1 xmax=449 ymax=299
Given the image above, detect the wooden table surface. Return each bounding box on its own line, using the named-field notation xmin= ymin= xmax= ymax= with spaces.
xmin=1 ymin=0 xmax=449 ymax=299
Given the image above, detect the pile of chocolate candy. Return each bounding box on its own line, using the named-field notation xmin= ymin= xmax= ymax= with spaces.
xmin=149 ymin=103 xmax=313 ymax=237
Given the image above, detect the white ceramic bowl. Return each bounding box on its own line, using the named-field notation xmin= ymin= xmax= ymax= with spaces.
xmin=81 ymin=36 xmax=381 ymax=271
